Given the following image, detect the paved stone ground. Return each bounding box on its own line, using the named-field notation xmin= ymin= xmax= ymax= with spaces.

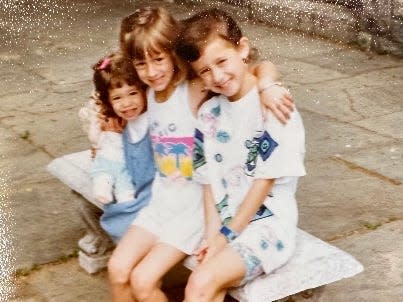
xmin=1 ymin=0 xmax=402 ymax=301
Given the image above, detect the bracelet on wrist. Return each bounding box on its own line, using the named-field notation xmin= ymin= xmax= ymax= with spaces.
xmin=219 ymin=225 xmax=239 ymax=243
xmin=258 ymin=82 xmax=282 ymax=94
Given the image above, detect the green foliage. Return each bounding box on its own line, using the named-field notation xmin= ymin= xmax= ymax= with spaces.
xmin=360 ymin=220 xmax=382 ymax=230
xmin=19 ymin=130 xmax=30 ymax=140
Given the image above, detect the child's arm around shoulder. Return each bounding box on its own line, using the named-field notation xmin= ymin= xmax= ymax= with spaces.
xmin=251 ymin=60 xmax=294 ymax=124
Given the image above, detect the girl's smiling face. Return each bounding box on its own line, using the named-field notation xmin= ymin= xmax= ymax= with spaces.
xmin=133 ymin=50 xmax=175 ymax=93
xmin=191 ymin=37 xmax=250 ymax=101
xmin=109 ymin=83 xmax=145 ymax=121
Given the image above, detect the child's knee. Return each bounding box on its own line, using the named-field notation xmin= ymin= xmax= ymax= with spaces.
xmin=185 ymin=269 xmax=216 ymax=300
xmin=107 ymin=255 xmax=131 ymax=284
xmin=130 ymin=268 xmax=157 ymax=300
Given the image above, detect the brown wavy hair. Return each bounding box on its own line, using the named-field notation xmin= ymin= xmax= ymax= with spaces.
xmin=120 ymin=7 xmax=188 ymax=86
xmin=92 ymin=52 xmax=147 ymax=120
xmin=175 ymin=8 xmax=258 ymax=64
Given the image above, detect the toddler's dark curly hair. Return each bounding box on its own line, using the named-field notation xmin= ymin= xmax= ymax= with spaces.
xmin=92 ymin=52 xmax=147 ymax=119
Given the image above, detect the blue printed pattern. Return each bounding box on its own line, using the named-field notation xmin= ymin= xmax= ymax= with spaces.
xmin=231 ymin=242 xmax=264 ymax=285
xmin=250 ymin=205 xmax=273 ymax=222
xmin=216 ymin=130 xmax=231 ymax=143
xmin=245 ymin=130 xmax=278 ymax=175
xmin=193 ymin=128 xmax=206 ymax=170
xmin=256 ymin=130 xmax=278 ymax=161
xmin=215 ymin=194 xmax=232 ymax=225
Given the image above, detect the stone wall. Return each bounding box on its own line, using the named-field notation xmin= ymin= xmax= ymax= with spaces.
xmin=359 ymin=0 xmax=403 ymax=56
xmin=188 ymin=0 xmax=403 ymax=56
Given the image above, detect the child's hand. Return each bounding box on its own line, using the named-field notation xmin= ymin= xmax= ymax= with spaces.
xmin=203 ymin=233 xmax=227 ymax=263
xmin=100 ymin=116 xmax=125 ymax=133
xmin=194 ymin=239 xmax=209 ymax=263
xmin=259 ymin=84 xmax=294 ymax=124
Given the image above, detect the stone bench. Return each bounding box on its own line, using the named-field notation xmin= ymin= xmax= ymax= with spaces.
xmin=47 ymin=150 xmax=363 ymax=301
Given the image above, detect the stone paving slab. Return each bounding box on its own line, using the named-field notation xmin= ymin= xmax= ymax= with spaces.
xmin=297 ymin=64 xmax=403 ymax=89
xmin=311 ymin=220 xmax=403 ymax=301
xmin=0 ymin=126 xmax=85 ymax=271
xmin=299 ymin=48 xmax=403 ymax=75
xmin=292 ymin=75 xmax=403 ymax=123
xmin=336 ymin=141 xmax=403 ymax=185
xmin=1 ymin=147 xmax=54 ymax=186
xmin=0 ymin=61 xmax=49 ymax=97
xmin=13 ymin=181 xmax=85 ymax=270
xmin=297 ymin=158 xmax=403 ymax=240
xmin=278 ymin=59 xmax=347 ymax=84
xmin=0 ymin=85 xmax=88 ymax=114
xmin=353 ymin=111 xmax=403 ymax=140
xmin=277 ymin=220 xmax=403 ymax=301
xmin=0 ymin=110 xmax=86 ymax=157
xmin=300 ymin=109 xmax=394 ymax=161
xmin=0 ymin=127 xmax=40 ymax=163
xmin=242 ymin=23 xmax=347 ymax=61
xmin=12 ymin=259 xmax=191 ymax=302
xmin=13 ymin=261 xmax=110 ymax=302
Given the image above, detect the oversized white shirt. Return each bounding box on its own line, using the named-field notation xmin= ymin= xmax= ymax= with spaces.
xmin=194 ymin=87 xmax=306 ymax=231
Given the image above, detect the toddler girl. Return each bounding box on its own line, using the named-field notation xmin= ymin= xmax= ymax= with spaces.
xmin=86 ymin=52 xmax=155 ymax=243
xmin=176 ymin=8 xmax=306 ymax=301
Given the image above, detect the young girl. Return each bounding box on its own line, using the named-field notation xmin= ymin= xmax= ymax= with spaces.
xmin=87 ymin=52 xmax=155 ymax=243
xmin=176 ymin=9 xmax=306 ymax=301
xmin=107 ymin=7 xmax=296 ymax=302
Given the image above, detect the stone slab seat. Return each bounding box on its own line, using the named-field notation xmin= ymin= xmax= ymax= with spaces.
xmin=47 ymin=150 xmax=364 ymax=302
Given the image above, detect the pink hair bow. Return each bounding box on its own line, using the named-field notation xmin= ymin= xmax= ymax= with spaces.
xmin=99 ymin=57 xmax=110 ymax=70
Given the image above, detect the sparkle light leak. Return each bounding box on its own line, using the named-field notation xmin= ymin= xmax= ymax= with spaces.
xmin=0 ymin=152 xmax=15 ymax=301
xmin=0 ymin=1 xmax=82 ymax=299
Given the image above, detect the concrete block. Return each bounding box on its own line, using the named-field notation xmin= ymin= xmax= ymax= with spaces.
xmin=78 ymin=251 xmax=110 ymax=274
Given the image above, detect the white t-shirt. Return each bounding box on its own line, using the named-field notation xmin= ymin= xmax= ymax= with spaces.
xmin=147 ymin=82 xmax=198 ymax=182
xmin=126 ymin=112 xmax=149 ymax=143
xmin=195 ymin=87 xmax=306 ymax=231
xmin=132 ymin=82 xmax=204 ymax=254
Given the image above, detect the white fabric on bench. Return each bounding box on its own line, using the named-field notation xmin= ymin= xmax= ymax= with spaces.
xmin=47 ymin=150 xmax=363 ymax=301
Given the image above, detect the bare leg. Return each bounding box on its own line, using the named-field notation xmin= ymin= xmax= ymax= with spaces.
xmin=184 ymin=246 xmax=246 ymax=302
xmin=130 ymin=242 xmax=187 ymax=302
xmin=108 ymin=226 xmax=157 ymax=302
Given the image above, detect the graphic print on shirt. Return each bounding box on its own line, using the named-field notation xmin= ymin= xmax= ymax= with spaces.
xmin=244 ymin=130 xmax=278 ymax=176
xmin=215 ymin=194 xmax=232 ymax=225
xmin=200 ymin=105 xmax=220 ymax=139
xmin=151 ymin=135 xmax=194 ymax=180
xmin=193 ymin=128 xmax=206 ymax=170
